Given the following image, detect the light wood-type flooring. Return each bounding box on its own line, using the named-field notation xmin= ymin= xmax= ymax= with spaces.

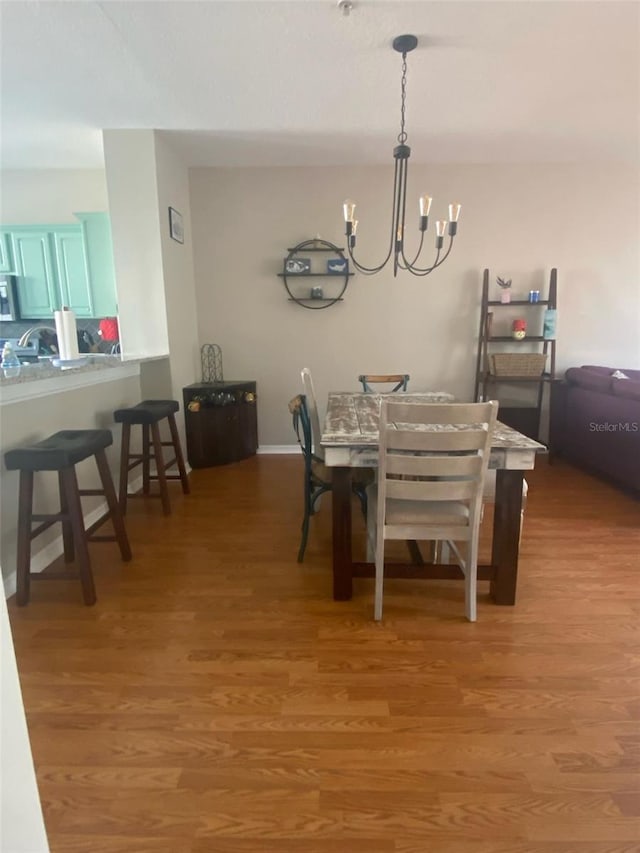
xmin=7 ymin=454 xmax=640 ymax=853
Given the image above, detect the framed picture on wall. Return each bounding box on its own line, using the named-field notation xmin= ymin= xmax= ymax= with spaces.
xmin=284 ymin=257 xmax=311 ymax=274
xmin=168 ymin=207 xmax=184 ymax=244
xmin=327 ymin=258 xmax=348 ymax=274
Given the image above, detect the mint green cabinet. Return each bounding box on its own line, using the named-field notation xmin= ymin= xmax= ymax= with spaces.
xmin=0 ymin=233 xmax=12 ymax=273
xmin=0 ymin=214 xmax=117 ymax=319
xmin=53 ymin=228 xmax=93 ymax=317
xmin=75 ymin=213 xmax=117 ymax=317
xmin=10 ymin=231 xmax=58 ymax=318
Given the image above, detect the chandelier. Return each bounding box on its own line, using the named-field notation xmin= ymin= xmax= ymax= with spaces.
xmin=342 ymin=34 xmax=461 ymax=277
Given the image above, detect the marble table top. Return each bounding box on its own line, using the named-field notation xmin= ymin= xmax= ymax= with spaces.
xmin=321 ymin=392 xmax=546 ymax=455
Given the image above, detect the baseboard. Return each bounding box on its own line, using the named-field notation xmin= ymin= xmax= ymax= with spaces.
xmin=257 ymin=445 xmax=299 ymax=454
xmin=3 ymin=475 xmax=144 ymax=600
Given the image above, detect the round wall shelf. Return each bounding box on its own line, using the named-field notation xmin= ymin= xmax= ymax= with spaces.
xmin=277 ymin=238 xmax=353 ymax=309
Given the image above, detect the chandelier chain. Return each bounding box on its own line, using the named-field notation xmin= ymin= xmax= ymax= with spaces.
xmin=397 ymin=53 xmax=408 ymax=144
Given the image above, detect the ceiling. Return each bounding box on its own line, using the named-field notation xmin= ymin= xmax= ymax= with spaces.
xmin=1 ymin=0 xmax=638 ymax=170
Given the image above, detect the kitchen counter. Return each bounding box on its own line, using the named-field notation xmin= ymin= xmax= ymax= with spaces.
xmin=0 ymin=355 xmax=140 ymax=405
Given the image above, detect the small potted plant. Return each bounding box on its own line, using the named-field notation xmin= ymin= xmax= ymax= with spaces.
xmin=497 ymin=276 xmax=512 ymax=304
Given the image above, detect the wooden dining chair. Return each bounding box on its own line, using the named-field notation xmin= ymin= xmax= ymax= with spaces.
xmin=359 ymin=374 xmax=410 ymax=393
xmin=435 ymin=470 xmax=529 ymax=567
xmin=367 ymin=399 xmax=498 ymax=622
xmin=289 ymin=394 xmax=371 ymax=563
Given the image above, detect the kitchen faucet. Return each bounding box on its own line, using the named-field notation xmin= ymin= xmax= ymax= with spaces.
xmin=17 ymin=326 xmax=57 ymax=348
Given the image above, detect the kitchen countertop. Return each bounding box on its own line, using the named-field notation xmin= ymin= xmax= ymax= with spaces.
xmin=1 ymin=354 xmax=123 ymax=385
xmin=0 ymin=354 xmax=143 ymax=405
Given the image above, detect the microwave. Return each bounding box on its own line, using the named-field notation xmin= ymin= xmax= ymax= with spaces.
xmin=0 ymin=275 xmax=20 ymax=321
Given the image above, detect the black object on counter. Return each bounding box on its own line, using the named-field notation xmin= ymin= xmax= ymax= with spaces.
xmin=38 ymin=328 xmax=96 ymax=355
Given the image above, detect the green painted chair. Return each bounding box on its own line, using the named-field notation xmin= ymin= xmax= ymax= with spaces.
xmin=289 ymin=393 xmax=370 ymax=563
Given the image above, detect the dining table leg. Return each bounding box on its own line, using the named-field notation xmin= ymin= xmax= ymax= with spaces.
xmin=490 ymin=468 xmax=524 ymax=605
xmin=332 ymin=465 xmax=353 ymax=600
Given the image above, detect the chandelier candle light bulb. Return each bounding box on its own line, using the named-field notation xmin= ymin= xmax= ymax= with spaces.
xmin=419 ymin=195 xmax=433 ymax=231
xmin=448 ymin=204 xmax=461 ymax=235
xmin=341 ymin=34 xmax=461 ymax=277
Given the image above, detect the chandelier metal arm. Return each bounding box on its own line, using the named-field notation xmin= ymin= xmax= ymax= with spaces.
xmin=402 ymin=229 xmax=426 ymax=269
xmin=403 ymin=236 xmax=454 ymax=276
xmin=341 ymin=35 xmax=461 ymax=278
xmin=346 ymin=154 xmax=401 ymax=275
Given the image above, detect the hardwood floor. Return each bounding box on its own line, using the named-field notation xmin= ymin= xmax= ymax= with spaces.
xmin=7 ymin=454 xmax=640 ymax=852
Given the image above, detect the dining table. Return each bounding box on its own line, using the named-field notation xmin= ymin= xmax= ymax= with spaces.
xmin=320 ymin=391 xmax=547 ymax=604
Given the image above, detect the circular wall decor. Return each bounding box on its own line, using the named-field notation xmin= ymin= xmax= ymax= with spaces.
xmin=278 ymin=238 xmax=354 ymax=309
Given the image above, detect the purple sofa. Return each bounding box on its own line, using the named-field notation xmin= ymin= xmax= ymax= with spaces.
xmin=549 ymin=365 xmax=640 ymax=494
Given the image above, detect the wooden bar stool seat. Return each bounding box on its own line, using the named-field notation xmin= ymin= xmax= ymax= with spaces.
xmin=4 ymin=429 xmax=132 ymax=606
xmin=114 ymin=399 xmax=190 ymax=516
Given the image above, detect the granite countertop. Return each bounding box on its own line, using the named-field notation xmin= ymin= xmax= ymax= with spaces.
xmin=0 ymin=354 xmax=149 ymax=406
xmin=0 ymin=354 xmax=125 ymax=387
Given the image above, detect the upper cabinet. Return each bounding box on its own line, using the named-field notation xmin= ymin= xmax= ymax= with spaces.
xmin=0 ymin=233 xmax=12 ymax=273
xmin=75 ymin=213 xmax=118 ymax=319
xmin=10 ymin=230 xmax=59 ymax=318
xmin=0 ymin=213 xmax=118 ymax=319
xmin=52 ymin=227 xmax=93 ymax=316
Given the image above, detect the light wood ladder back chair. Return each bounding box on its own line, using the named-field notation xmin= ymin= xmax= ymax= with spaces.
xmin=368 ymin=399 xmax=498 ymax=622
xmin=300 ymin=368 xmax=325 ymax=461
xmin=359 ymin=374 xmax=410 ymax=393
xmin=436 ymin=470 xmax=529 ymax=566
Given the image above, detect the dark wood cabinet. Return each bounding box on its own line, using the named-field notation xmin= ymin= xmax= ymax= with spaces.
xmin=183 ymin=381 xmax=257 ymax=468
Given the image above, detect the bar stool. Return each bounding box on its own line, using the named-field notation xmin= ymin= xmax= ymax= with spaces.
xmin=4 ymin=430 xmax=132 ymax=606
xmin=114 ymin=400 xmax=190 ymax=516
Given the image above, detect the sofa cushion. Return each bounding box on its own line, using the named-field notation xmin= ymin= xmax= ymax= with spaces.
xmin=581 ymin=365 xmax=614 ymax=376
xmin=565 ymin=367 xmax=612 ymax=393
xmin=612 ymin=377 xmax=640 ymax=402
xmin=581 ymin=365 xmax=640 ymax=381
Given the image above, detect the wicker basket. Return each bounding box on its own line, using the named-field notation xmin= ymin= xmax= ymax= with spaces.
xmin=489 ymin=352 xmax=547 ymax=377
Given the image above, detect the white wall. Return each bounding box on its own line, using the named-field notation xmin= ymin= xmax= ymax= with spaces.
xmin=189 ymin=162 xmax=640 ymax=446
xmin=154 ymin=132 xmax=200 ymax=415
xmin=0 ymin=169 xmax=108 ymax=223
xmin=1 ymin=592 xmax=49 ymax=852
xmin=103 ymin=130 xmax=170 ymax=360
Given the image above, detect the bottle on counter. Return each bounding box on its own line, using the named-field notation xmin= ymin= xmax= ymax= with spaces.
xmin=1 ymin=342 xmax=21 ymax=378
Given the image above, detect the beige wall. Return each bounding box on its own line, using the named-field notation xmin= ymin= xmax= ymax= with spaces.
xmin=102 ymin=130 xmax=200 ymax=425
xmin=189 ymin=162 xmax=640 ymax=446
xmin=0 ymin=169 xmax=108 ymax=223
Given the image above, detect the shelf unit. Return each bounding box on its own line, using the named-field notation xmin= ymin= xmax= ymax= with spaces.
xmin=474 ymin=268 xmax=557 ymax=441
xmin=278 ymin=238 xmax=353 ymax=309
